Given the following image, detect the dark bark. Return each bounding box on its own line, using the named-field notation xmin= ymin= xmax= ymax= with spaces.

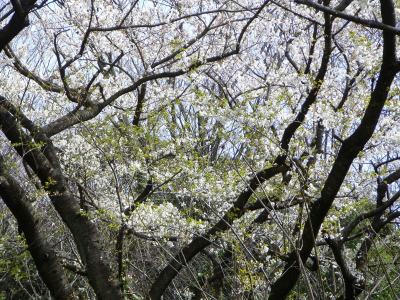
xmin=325 ymin=167 xmax=400 ymax=298
xmin=279 ymin=5 xmax=332 ymax=154
xmin=269 ymin=1 xmax=399 ymax=298
xmin=124 ymin=179 xmax=153 ymax=215
xmin=149 ymin=3 xmax=334 ymax=297
xmin=326 ymin=238 xmax=364 ymax=299
xmin=295 ymin=0 xmax=400 ymax=35
xmin=356 ymin=211 xmax=400 ymax=271
xmin=132 ymin=83 xmax=147 ymax=126
xmin=116 ymin=224 xmax=128 ymax=295
xmin=0 ymin=99 xmax=123 ymax=300
xmin=0 ymin=0 xmax=37 ymax=51
xmin=0 ymin=157 xmax=75 ymax=299
xmin=148 ymin=164 xmax=288 ymax=299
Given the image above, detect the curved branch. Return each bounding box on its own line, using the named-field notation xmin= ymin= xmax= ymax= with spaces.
xmin=0 ymin=157 xmax=75 ymax=299
xmin=279 ymin=6 xmax=332 ymax=154
xmin=269 ymin=0 xmax=399 ymax=298
xmin=0 ymin=98 xmax=123 ymax=299
xmin=325 ymin=238 xmax=364 ymax=299
xmin=0 ymin=0 xmax=37 ymax=51
xmin=295 ymin=0 xmax=400 ymax=35
xmin=42 ymin=1 xmax=271 ymax=137
xmin=149 ymin=164 xmax=288 ymax=299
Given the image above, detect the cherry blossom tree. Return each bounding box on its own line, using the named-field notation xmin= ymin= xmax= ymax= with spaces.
xmin=1 ymin=0 xmax=400 ymax=299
